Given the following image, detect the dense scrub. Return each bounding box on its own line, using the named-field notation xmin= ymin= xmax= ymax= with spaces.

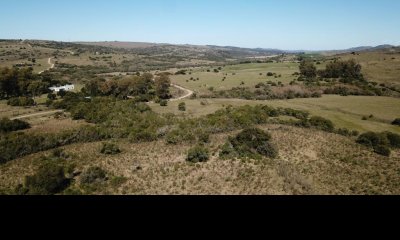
xmin=0 ymin=118 xmax=30 ymax=133
xmin=357 ymin=132 xmax=400 ymax=156
xmin=220 ymin=128 xmax=278 ymax=159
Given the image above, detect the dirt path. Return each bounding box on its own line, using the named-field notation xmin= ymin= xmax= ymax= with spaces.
xmin=10 ymin=110 xmax=63 ymax=120
xmin=38 ymin=57 xmax=54 ymax=74
xmin=170 ymin=84 xmax=194 ymax=101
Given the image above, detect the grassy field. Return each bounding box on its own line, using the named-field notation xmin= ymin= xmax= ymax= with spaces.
xmin=150 ymin=95 xmax=400 ymax=134
xmin=170 ymin=62 xmax=300 ymax=95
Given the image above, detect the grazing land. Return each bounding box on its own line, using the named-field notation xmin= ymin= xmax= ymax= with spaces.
xmin=1 ymin=40 xmax=400 ymax=195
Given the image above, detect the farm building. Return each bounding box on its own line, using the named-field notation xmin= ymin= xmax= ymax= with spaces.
xmin=49 ymin=84 xmax=75 ymax=92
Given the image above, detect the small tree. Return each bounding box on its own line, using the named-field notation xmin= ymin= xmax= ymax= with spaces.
xmin=178 ymin=102 xmax=186 ymax=111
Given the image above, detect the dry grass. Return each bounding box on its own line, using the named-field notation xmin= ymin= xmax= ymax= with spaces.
xmin=1 ymin=124 xmax=399 ymax=195
xmin=0 ymin=101 xmax=50 ymax=119
xmin=339 ymin=49 xmax=400 ymax=85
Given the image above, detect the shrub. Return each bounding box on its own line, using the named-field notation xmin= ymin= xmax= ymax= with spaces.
xmin=356 ymin=132 xmax=389 ymax=148
xmin=160 ymin=100 xmax=168 ymax=106
xmin=186 ymin=145 xmax=209 ymax=163
xmin=80 ymin=167 xmax=108 ymax=185
xmin=7 ymin=97 xmax=35 ymax=107
xmin=223 ymin=128 xmax=278 ymax=159
xmin=392 ymin=118 xmax=400 ymax=126
xmin=47 ymin=93 xmax=57 ymax=100
xmin=308 ymin=116 xmax=335 ymax=132
xmin=24 ymin=164 xmax=70 ymax=195
xmin=0 ymin=118 xmax=30 ymax=133
xmin=267 ymin=72 xmax=274 ymax=77
xmin=100 ymin=142 xmax=121 ymax=155
xmin=198 ymin=132 xmax=210 ymax=144
xmin=373 ymin=145 xmax=391 ymax=157
xmin=383 ymin=132 xmax=400 ymax=148
xmin=178 ymin=102 xmax=186 ymax=111
xmin=256 ymin=142 xmax=279 ymax=158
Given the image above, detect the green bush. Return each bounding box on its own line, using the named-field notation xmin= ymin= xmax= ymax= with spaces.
xmin=392 ymin=118 xmax=400 ymax=126
xmin=186 ymin=145 xmax=209 ymax=163
xmin=178 ymin=102 xmax=186 ymax=111
xmin=221 ymin=128 xmax=278 ymax=159
xmin=309 ymin=116 xmax=334 ymax=132
xmin=24 ymin=164 xmax=70 ymax=195
xmin=160 ymin=100 xmax=168 ymax=107
xmin=383 ymin=132 xmax=400 ymax=148
xmin=356 ymin=131 xmax=400 ymax=156
xmin=7 ymin=97 xmax=35 ymax=106
xmin=373 ymin=145 xmax=391 ymax=157
xmin=100 ymin=142 xmax=121 ymax=155
xmin=80 ymin=167 xmax=108 ymax=185
xmin=0 ymin=118 xmax=30 ymax=133
xmin=356 ymin=132 xmax=389 ymax=148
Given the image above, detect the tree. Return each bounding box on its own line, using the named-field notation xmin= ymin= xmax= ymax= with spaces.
xmin=299 ymin=60 xmax=317 ymax=79
xmin=47 ymin=93 xmax=57 ymax=100
xmin=155 ymin=75 xmax=171 ymax=99
xmin=27 ymin=81 xmax=47 ymax=98
xmin=58 ymin=89 xmax=67 ymax=98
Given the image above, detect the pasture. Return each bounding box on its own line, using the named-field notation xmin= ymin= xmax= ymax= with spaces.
xmin=150 ymin=95 xmax=400 ymax=134
xmin=170 ymin=62 xmax=300 ymax=95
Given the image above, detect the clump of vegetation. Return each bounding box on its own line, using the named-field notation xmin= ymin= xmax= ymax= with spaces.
xmin=392 ymin=118 xmax=400 ymax=126
xmin=51 ymin=148 xmax=70 ymax=160
xmin=7 ymin=97 xmax=35 ymax=106
xmin=0 ymin=118 xmax=30 ymax=133
xmin=178 ymin=102 xmax=186 ymax=111
xmin=356 ymin=131 xmax=400 ymax=156
xmin=186 ymin=145 xmax=209 ymax=163
xmin=100 ymin=142 xmax=121 ymax=155
xmin=297 ymin=116 xmax=335 ymax=132
xmin=220 ymin=128 xmax=278 ymax=159
xmin=20 ymin=164 xmax=71 ymax=195
xmin=160 ymin=100 xmax=168 ymax=106
xmin=80 ymin=167 xmax=108 ymax=185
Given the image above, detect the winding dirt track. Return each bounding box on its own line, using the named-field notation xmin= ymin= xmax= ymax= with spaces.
xmin=170 ymin=84 xmax=194 ymax=101
xmin=38 ymin=57 xmax=54 ymax=74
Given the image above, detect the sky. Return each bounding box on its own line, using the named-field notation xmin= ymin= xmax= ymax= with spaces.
xmin=0 ymin=0 xmax=399 ymax=50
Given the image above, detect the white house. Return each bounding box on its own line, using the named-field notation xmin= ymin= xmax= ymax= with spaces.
xmin=49 ymin=84 xmax=75 ymax=93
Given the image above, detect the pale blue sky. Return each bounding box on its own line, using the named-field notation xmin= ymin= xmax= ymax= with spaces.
xmin=0 ymin=0 xmax=399 ymax=50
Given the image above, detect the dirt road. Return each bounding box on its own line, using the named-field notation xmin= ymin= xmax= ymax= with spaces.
xmin=10 ymin=110 xmax=63 ymax=120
